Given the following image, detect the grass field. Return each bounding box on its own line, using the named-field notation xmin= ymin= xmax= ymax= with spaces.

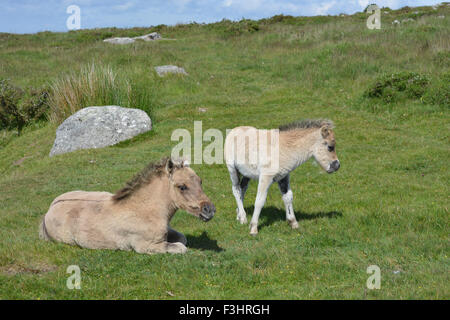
xmin=0 ymin=4 xmax=449 ymax=299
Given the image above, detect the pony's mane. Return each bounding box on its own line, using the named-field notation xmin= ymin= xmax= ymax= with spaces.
xmin=279 ymin=119 xmax=334 ymax=132
xmin=112 ymin=157 xmax=186 ymax=201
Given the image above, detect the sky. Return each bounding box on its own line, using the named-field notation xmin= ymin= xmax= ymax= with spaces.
xmin=0 ymin=0 xmax=443 ymax=34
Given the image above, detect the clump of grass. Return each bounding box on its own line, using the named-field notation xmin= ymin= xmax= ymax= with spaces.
xmin=0 ymin=79 xmax=49 ymax=135
xmin=364 ymin=72 xmax=430 ymax=103
xmin=208 ymin=19 xmax=260 ymax=39
xmin=48 ymin=63 xmax=130 ymax=124
xmin=421 ymin=72 xmax=450 ymax=108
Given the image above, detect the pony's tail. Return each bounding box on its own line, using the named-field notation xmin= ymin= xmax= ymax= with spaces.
xmin=39 ymin=217 xmax=51 ymax=241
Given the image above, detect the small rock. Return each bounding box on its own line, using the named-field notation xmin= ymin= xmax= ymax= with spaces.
xmin=103 ymin=37 xmax=135 ymax=45
xmin=198 ymin=107 xmax=207 ymax=113
xmin=437 ymin=15 xmax=445 ymax=19
xmin=401 ymin=18 xmax=415 ymax=23
xmin=103 ymin=32 xmax=162 ymax=45
xmin=392 ymin=20 xmax=400 ymax=25
xmin=133 ymin=32 xmax=162 ymax=41
xmin=154 ymin=65 xmax=188 ymax=77
xmin=166 ymin=291 xmax=174 ymax=297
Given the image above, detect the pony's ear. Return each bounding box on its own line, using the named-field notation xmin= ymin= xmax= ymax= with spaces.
xmin=182 ymin=159 xmax=190 ymax=167
xmin=165 ymin=159 xmax=175 ymax=175
xmin=321 ymin=126 xmax=330 ymax=138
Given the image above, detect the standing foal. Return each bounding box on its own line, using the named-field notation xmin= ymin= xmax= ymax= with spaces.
xmin=224 ymin=119 xmax=340 ymax=235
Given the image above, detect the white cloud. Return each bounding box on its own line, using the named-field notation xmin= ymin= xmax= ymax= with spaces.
xmin=223 ymin=0 xmax=233 ymax=7
xmin=221 ymin=0 xmax=303 ymax=14
xmin=358 ymin=0 xmax=369 ymax=8
xmin=315 ymin=1 xmax=337 ymax=15
xmin=113 ymin=1 xmax=135 ymax=11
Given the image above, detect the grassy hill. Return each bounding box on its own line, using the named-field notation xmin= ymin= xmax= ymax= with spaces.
xmin=0 ymin=4 xmax=449 ymax=299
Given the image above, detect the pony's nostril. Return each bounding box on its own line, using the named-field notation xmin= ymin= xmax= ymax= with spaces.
xmin=202 ymin=204 xmax=210 ymax=213
xmin=201 ymin=203 xmax=215 ymax=215
xmin=331 ymin=160 xmax=340 ymax=170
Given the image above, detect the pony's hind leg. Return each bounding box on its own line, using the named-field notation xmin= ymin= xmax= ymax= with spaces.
xmin=277 ymin=175 xmax=299 ymax=229
xmin=227 ymin=165 xmax=247 ymax=224
xmin=236 ymin=176 xmax=250 ymax=218
xmin=240 ymin=176 xmax=250 ymax=203
xmin=249 ymin=175 xmax=273 ymax=235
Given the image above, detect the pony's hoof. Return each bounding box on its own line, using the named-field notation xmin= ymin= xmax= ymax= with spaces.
xmin=168 ymin=242 xmax=187 ymax=254
xmin=290 ymin=221 xmax=299 ymax=229
xmin=249 ymin=224 xmax=258 ymax=235
xmin=238 ymin=217 xmax=248 ymax=224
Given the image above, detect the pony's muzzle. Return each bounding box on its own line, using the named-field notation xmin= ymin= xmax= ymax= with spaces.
xmin=327 ymin=160 xmax=340 ymax=173
xmin=199 ymin=202 xmax=215 ymax=222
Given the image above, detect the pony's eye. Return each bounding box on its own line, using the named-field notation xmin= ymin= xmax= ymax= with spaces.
xmin=178 ymin=185 xmax=188 ymax=191
xmin=328 ymin=145 xmax=335 ymax=152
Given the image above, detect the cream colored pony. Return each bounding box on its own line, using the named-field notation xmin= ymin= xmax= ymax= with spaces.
xmin=224 ymin=119 xmax=340 ymax=235
xmin=40 ymin=157 xmax=216 ymax=254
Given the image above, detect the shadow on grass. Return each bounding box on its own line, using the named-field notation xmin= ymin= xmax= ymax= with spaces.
xmin=186 ymin=231 xmax=224 ymax=252
xmin=244 ymin=206 xmax=342 ymax=231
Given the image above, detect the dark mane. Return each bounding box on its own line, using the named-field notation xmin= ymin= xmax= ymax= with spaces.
xmin=112 ymin=157 xmax=185 ymax=201
xmin=279 ymin=119 xmax=334 ymax=132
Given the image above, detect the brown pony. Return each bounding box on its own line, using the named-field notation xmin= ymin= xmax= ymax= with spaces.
xmin=40 ymin=157 xmax=216 ymax=254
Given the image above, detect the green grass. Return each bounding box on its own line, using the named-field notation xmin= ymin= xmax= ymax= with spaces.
xmin=0 ymin=5 xmax=449 ymax=299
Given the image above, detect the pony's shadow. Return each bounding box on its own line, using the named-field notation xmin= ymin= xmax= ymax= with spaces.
xmin=186 ymin=231 xmax=224 ymax=252
xmin=245 ymin=206 xmax=342 ymax=231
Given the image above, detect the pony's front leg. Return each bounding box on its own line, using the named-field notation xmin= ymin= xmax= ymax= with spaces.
xmin=133 ymin=240 xmax=187 ymax=254
xmin=167 ymin=227 xmax=187 ymax=245
xmin=277 ymin=175 xmax=299 ymax=229
xmin=249 ymin=175 xmax=273 ymax=235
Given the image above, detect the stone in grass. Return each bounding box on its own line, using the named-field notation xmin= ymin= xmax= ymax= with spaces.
xmin=133 ymin=32 xmax=162 ymax=41
xmin=50 ymin=106 xmax=152 ymax=157
xmin=103 ymin=37 xmax=135 ymax=45
xmin=103 ymin=32 xmax=162 ymax=45
xmin=154 ymin=65 xmax=188 ymax=77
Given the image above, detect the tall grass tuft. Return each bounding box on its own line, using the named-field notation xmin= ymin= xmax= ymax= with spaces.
xmin=48 ymin=63 xmax=154 ymax=124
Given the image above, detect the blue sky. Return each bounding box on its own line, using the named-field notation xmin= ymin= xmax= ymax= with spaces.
xmin=0 ymin=0 xmax=442 ymax=34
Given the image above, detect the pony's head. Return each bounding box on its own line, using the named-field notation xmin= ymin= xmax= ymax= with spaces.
xmin=166 ymin=159 xmax=216 ymax=222
xmin=312 ymin=122 xmax=340 ymax=174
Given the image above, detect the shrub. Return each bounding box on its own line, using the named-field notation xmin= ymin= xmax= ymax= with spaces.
xmin=421 ymin=73 xmax=450 ymax=108
xmin=209 ymin=19 xmax=260 ymax=39
xmin=364 ymin=72 xmax=430 ymax=103
xmin=0 ymin=79 xmax=49 ymax=135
